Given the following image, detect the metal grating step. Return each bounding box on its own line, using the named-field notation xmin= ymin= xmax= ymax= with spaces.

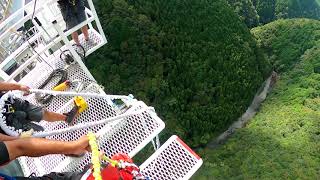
xmin=140 ymin=135 xmax=203 ymax=180
xmin=18 ymin=101 xmax=165 ymax=176
xmin=16 ymin=37 xmax=165 ymax=176
xmin=70 ymin=28 xmax=104 ymax=56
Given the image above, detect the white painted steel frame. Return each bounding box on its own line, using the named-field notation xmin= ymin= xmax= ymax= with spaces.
xmin=1 ymin=1 xmax=202 ymax=178
xmin=52 ymin=21 xmax=95 ymax=81
xmin=47 ymin=102 xmax=165 ymax=173
xmin=140 ymin=135 xmax=203 ymax=180
xmin=18 ymin=100 xmax=165 ymax=176
xmin=0 ymin=0 xmax=107 ymax=82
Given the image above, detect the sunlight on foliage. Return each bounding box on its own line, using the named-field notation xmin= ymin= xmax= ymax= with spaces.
xmin=194 ymin=19 xmax=320 ymax=179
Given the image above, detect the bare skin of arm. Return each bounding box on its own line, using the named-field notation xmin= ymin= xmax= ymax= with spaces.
xmin=4 ymin=136 xmax=90 ymax=161
xmin=0 ymin=133 xmax=18 ymax=141
xmin=0 ymin=82 xmax=30 ymax=95
xmin=0 ymin=82 xmax=23 ymax=91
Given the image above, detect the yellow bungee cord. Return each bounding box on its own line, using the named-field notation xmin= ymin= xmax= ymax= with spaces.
xmin=87 ymin=132 xmax=102 ymax=180
xmin=87 ymin=132 xmax=121 ymax=180
xmin=102 ymin=154 xmax=119 ymax=168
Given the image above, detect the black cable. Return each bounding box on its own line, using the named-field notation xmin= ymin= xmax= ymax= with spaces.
xmin=60 ymin=44 xmax=86 ymax=65
xmin=35 ymin=69 xmax=68 ymax=105
xmin=28 ymin=0 xmax=56 ymax=69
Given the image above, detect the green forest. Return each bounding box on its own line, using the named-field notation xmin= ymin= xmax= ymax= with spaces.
xmin=227 ymin=0 xmax=320 ymax=27
xmin=88 ymin=0 xmax=320 ymax=179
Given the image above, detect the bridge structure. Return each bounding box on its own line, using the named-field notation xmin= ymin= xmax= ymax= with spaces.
xmin=0 ymin=0 xmax=203 ymax=179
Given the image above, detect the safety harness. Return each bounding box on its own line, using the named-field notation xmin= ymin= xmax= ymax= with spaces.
xmin=3 ymin=97 xmax=15 ymax=115
xmin=0 ymin=92 xmax=44 ymax=135
xmin=1 ymin=93 xmax=18 ymax=128
xmin=82 ymin=157 xmax=148 ymax=180
xmin=86 ymin=132 xmax=148 ymax=180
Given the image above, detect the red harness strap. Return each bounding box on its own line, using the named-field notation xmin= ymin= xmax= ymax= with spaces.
xmin=85 ymin=153 xmax=146 ymax=180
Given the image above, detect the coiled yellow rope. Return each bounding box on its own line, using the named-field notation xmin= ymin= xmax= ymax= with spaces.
xmin=87 ymin=132 xmax=122 ymax=180
xmin=87 ymin=132 xmax=102 ymax=180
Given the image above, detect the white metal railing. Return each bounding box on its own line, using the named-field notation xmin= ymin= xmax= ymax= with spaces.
xmin=0 ymin=1 xmax=203 ymax=178
xmin=0 ymin=0 xmax=13 ymax=22
xmin=0 ymin=0 xmax=107 ymax=82
xmin=140 ymin=135 xmax=203 ymax=179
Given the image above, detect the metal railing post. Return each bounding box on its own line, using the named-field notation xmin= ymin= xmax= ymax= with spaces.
xmin=52 ymin=20 xmax=95 ymax=81
xmin=0 ymin=70 xmax=10 ymax=82
xmin=86 ymin=0 xmax=107 ymax=43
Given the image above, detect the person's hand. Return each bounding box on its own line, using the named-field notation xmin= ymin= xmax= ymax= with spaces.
xmin=69 ymin=135 xmax=91 ymax=156
xmin=20 ymin=85 xmax=30 ymax=96
xmin=99 ymin=151 xmax=105 ymax=161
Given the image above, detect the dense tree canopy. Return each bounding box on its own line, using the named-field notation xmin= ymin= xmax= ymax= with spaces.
xmin=255 ymin=0 xmax=276 ymax=24
xmin=82 ymin=0 xmax=320 ymax=179
xmin=252 ymin=18 xmax=320 ymax=72
xmin=227 ymin=0 xmax=260 ymax=28
xmin=194 ymin=19 xmax=320 ymax=179
xmin=276 ymin=0 xmax=320 ymax=19
xmin=88 ymin=0 xmax=270 ymax=147
xmin=227 ymin=0 xmax=320 ymax=27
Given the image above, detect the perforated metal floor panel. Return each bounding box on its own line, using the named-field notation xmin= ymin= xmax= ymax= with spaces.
xmin=16 ymin=33 xmax=165 ymax=176
xmin=4 ymin=15 xmax=202 ymax=178
xmin=18 ymin=29 xmax=103 ymax=112
xmin=140 ymin=135 xmax=203 ymax=180
xmin=19 ymin=101 xmax=164 ymax=176
xmin=76 ymin=29 xmax=103 ymax=54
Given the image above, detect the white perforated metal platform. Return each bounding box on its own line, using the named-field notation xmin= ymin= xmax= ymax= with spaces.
xmin=140 ymin=135 xmax=203 ymax=180
xmin=13 ymin=29 xmax=103 ymax=112
xmin=1 ymin=0 xmax=203 ymax=178
xmin=18 ymin=91 xmax=165 ymax=176
xmin=14 ymin=29 xmax=166 ymax=175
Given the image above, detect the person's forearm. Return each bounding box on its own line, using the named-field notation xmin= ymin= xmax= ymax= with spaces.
xmin=0 ymin=133 xmax=18 ymax=141
xmin=4 ymin=138 xmax=76 ymax=161
xmin=0 ymin=82 xmax=22 ymax=91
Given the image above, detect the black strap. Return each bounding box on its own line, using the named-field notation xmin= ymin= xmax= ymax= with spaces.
xmin=0 ymin=92 xmax=5 ymax=98
xmin=0 ymin=142 xmax=9 ymax=166
xmin=35 ymin=69 xmax=68 ymax=105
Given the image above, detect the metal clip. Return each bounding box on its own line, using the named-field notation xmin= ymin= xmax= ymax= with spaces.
xmin=4 ymin=104 xmax=15 ymax=114
xmin=69 ymin=0 xmax=76 ymax=6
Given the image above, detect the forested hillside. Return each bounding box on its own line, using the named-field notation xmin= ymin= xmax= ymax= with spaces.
xmin=87 ymin=0 xmax=320 ymax=179
xmin=194 ymin=19 xmax=320 ymax=179
xmin=228 ymin=0 xmax=320 ymax=27
xmin=252 ymin=18 xmax=320 ymax=72
xmin=87 ymin=0 xmax=270 ymax=147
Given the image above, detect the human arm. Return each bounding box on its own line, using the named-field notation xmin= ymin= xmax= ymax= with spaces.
xmin=0 ymin=82 xmax=20 ymax=91
xmin=0 ymin=133 xmax=18 ymax=141
xmin=0 ymin=82 xmax=30 ymax=95
xmin=3 ymin=136 xmax=89 ymax=164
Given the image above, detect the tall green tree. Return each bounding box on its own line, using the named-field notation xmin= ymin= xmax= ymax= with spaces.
xmin=255 ymin=0 xmax=276 ymax=24
xmin=227 ymin=0 xmax=260 ymax=28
